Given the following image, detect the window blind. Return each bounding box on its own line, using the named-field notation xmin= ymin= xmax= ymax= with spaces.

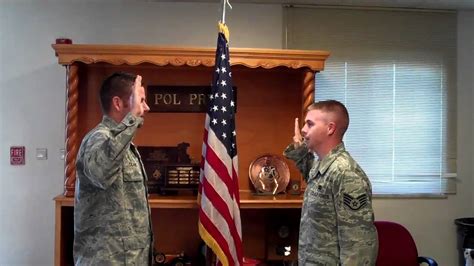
xmin=285 ymin=7 xmax=457 ymax=195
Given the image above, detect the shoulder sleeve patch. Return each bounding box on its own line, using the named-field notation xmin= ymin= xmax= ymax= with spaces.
xmin=343 ymin=193 xmax=368 ymax=211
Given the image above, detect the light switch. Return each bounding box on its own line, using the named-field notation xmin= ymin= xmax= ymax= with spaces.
xmin=36 ymin=148 xmax=48 ymax=160
xmin=59 ymin=149 xmax=65 ymax=160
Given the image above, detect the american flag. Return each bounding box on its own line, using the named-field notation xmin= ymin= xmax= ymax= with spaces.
xmin=198 ymin=30 xmax=243 ymax=266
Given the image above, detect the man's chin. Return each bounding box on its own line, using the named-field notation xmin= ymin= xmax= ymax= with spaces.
xmin=305 ymin=143 xmax=316 ymax=152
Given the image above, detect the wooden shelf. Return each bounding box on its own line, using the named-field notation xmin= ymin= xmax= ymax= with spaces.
xmin=55 ymin=43 xmax=327 ymax=197
xmin=54 ymin=191 xmax=303 ymax=209
xmin=52 ymin=44 xmax=329 ymax=71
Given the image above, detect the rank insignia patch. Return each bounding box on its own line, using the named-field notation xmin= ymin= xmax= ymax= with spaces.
xmin=343 ymin=193 xmax=368 ymax=211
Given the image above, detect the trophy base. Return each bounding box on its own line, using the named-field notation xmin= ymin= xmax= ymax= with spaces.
xmin=251 ymin=190 xmax=286 ymax=196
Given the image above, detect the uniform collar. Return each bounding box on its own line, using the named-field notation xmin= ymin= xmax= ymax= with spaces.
xmin=317 ymin=142 xmax=346 ymax=176
xmin=101 ymin=115 xmax=120 ymax=129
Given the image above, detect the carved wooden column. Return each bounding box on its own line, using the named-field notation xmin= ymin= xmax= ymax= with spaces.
xmin=64 ymin=63 xmax=79 ymax=196
xmin=302 ymin=68 xmax=315 ymax=119
xmin=299 ymin=68 xmax=315 ymax=190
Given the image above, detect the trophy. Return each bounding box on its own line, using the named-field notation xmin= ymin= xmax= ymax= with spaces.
xmin=249 ymin=154 xmax=290 ymax=195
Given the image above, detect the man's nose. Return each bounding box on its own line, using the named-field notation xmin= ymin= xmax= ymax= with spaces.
xmin=301 ymin=126 xmax=307 ymax=137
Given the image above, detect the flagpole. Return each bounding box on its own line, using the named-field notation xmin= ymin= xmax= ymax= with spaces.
xmin=221 ymin=0 xmax=232 ymax=24
xmin=221 ymin=0 xmax=226 ymax=24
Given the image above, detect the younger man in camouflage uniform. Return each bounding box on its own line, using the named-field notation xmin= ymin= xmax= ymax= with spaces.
xmin=73 ymin=72 xmax=153 ymax=265
xmin=284 ymin=100 xmax=378 ymax=265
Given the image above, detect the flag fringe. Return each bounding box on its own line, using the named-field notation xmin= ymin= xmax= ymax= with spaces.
xmin=218 ymin=22 xmax=230 ymax=42
xmin=198 ymin=222 xmax=230 ymax=266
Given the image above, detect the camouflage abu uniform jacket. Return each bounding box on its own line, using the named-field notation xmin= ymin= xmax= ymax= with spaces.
xmin=284 ymin=142 xmax=378 ymax=266
xmin=73 ymin=113 xmax=153 ymax=265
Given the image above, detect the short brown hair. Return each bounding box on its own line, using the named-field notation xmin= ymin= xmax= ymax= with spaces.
xmin=308 ymin=100 xmax=349 ymax=137
xmin=99 ymin=72 xmax=137 ymax=114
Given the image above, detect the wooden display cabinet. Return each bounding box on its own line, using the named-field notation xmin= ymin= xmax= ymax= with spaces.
xmin=52 ymin=43 xmax=329 ymax=265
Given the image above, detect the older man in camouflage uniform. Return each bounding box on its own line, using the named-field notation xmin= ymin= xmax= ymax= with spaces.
xmin=74 ymin=72 xmax=153 ymax=265
xmin=284 ymin=100 xmax=378 ymax=265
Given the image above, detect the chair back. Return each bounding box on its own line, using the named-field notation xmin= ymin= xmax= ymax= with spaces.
xmin=375 ymin=221 xmax=419 ymax=266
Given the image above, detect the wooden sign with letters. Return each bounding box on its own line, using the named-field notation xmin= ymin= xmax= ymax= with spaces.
xmin=147 ymin=85 xmax=236 ymax=113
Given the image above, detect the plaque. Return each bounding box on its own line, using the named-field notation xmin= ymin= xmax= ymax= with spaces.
xmin=249 ymin=154 xmax=290 ymax=195
xmin=138 ymin=143 xmax=199 ymax=195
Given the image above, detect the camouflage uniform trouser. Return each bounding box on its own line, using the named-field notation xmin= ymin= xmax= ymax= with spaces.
xmin=75 ymin=245 xmax=150 ymax=266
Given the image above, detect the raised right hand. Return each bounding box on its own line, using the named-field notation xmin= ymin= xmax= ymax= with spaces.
xmin=293 ymin=118 xmax=303 ymax=147
xmin=129 ymin=75 xmax=150 ymax=117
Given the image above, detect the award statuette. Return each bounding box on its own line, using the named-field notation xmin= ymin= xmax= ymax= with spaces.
xmin=249 ymin=154 xmax=290 ymax=195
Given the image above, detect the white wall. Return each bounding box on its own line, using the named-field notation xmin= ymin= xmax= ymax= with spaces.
xmin=373 ymin=10 xmax=474 ymax=266
xmin=0 ymin=2 xmax=472 ymax=266
xmin=457 ymin=12 xmax=474 ymax=216
xmin=0 ymin=2 xmax=282 ymax=265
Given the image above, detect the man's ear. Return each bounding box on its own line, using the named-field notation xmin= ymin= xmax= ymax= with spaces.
xmin=327 ymin=122 xmax=337 ymax=136
xmin=111 ymin=96 xmax=123 ymax=112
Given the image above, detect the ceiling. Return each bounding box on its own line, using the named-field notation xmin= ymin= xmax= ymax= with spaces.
xmin=151 ymin=0 xmax=474 ymax=10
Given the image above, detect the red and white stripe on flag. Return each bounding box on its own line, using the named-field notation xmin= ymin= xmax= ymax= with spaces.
xmin=198 ymin=28 xmax=243 ymax=266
